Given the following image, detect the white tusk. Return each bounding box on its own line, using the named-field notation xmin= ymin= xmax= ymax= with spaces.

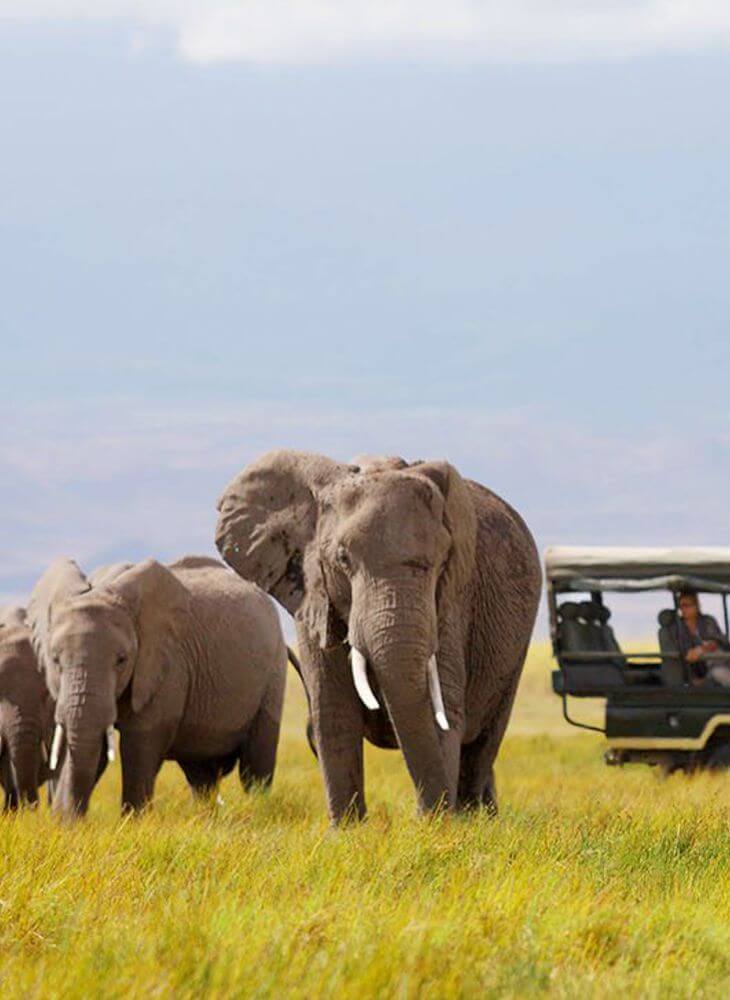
xmin=50 ymin=724 xmax=64 ymax=771
xmin=427 ymin=655 xmax=450 ymax=731
xmin=106 ymin=726 xmax=116 ymax=763
xmin=350 ymin=647 xmax=380 ymax=711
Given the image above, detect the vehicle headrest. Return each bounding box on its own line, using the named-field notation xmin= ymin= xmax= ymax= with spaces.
xmin=593 ymin=604 xmax=611 ymax=624
xmin=558 ymin=601 xmax=581 ymax=621
xmin=579 ymin=600 xmax=602 ymax=622
xmin=658 ymin=609 xmax=676 ymax=628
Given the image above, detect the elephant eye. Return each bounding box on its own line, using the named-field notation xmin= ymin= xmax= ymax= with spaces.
xmin=404 ymin=558 xmax=430 ymax=572
xmin=116 ymin=654 xmax=127 ymax=667
xmin=336 ymin=545 xmax=351 ymax=570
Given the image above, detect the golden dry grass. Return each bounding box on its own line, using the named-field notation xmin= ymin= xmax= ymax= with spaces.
xmin=1 ymin=644 xmax=729 ymax=998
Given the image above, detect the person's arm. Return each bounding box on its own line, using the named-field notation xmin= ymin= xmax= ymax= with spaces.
xmin=704 ymin=616 xmax=730 ymax=651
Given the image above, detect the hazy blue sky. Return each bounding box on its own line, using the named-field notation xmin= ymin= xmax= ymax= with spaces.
xmin=2 ymin=7 xmax=729 ymax=636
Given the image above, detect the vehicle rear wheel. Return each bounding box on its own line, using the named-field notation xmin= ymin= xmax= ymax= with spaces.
xmin=706 ymin=742 xmax=730 ymax=770
xmin=656 ymin=752 xmax=690 ymax=777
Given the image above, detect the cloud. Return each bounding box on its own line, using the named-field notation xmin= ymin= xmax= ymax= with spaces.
xmin=1 ymin=1 xmax=730 ymax=65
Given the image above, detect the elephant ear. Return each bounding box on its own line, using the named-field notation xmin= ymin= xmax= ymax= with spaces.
xmin=410 ymin=461 xmax=477 ymax=600
xmin=111 ymin=560 xmax=191 ymax=715
xmin=27 ymin=559 xmax=90 ymax=699
xmin=216 ymin=450 xmax=349 ymax=618
xmin=299 ymin=543 xmax=348 ymax=650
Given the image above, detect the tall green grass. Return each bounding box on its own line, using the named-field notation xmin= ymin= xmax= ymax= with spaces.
xmin=1 ymin=645 xmax=728 ymax=998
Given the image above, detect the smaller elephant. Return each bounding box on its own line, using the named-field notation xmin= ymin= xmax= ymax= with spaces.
xmin=28 ymin=555 xmax=288 ymax=818
xmin=0 ymin=606 xmax=54 ymax=809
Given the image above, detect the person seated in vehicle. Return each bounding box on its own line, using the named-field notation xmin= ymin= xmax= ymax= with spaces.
xmin=674 ymin=589 xmax=730 ymax=688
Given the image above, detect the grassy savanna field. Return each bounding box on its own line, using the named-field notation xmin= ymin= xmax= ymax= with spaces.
xmin=1 ymin=644 xmax=729 ymax=998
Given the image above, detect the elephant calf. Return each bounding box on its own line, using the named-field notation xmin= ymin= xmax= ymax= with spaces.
xmin=0 ymin=606 xmax=54 ymax=809
xmin=28 ymin=556 xmax=287 ymax=818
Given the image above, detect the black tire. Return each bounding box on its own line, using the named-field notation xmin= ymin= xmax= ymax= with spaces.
xmin=657 ymin=752 xmax=690 ymax=777
xmin=706 ymin=741 xmax=730 ymax=770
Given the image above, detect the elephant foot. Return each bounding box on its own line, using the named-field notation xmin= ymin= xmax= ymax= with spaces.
xmin=179 ymin=759 xmax=222 ymax=800
xmin=325 ymin=783 xmax=368 ymax=826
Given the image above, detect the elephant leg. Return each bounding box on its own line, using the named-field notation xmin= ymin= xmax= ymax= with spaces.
xmin=433 ymin=620 xmax=466 ymax=808
xmin=3 ymin=761 xmax=18 ymax=811
xmin=179 ymin=759 xmax=221 ymax=799
xmin=297 ymin=622 xmax=366 ymax=824
xmin=0 ymin=751 xmax=15 ymax=811
xmin=288 ymin=645 xmax=317 ymax=759
xmin=119 ymin=730 xmax=166 ymax=813
xmin=457 ymin=734 xmax=498 ymax=815
xmin=9 ymin=762 xmax=39 ymax=808
xmin=1 ymin=736 xmax=40 ymax=809
xmin=239 ymin=710 xmax=279 ymax=792
xmin=439 ymin=728 xmax=463 ymax=809
xmin=239 ymin=665 xmax=285 ymax=792
xmin=457 ymin=672 xmax=521 ymax=814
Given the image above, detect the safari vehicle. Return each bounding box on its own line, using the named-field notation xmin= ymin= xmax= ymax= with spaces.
xmin=546 ymin=547 xmax=730 ymax=773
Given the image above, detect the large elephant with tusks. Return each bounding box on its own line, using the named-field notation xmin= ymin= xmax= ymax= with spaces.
xmin=215 ymin=451 xmax=541 ymax=824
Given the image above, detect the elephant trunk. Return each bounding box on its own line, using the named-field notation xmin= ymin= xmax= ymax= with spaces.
xmin=350 ymin=649 xmax=449 ymax=732
xmin=53 ymin=731 xmax=103 ymax=817
xmin=352 ymin=581 xmax=451 ymax=813
xmin=53 ymin=682 xmax=113 ymax=818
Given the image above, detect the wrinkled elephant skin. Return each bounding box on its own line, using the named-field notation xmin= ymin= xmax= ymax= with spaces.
xmin=216 ymin=450 xmax=541 ymax=823
xmin=0 ymin=606 xmax=53 ymax=809
xmin=28 ymin=556 xmax=287 ymax=818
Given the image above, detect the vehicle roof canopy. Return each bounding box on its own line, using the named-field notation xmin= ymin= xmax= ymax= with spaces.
xmin=545 ymin=546 xmax=730 ymax=593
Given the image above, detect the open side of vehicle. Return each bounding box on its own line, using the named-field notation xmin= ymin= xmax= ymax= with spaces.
xmin=546 ymin=546 xmax=730 ymax=773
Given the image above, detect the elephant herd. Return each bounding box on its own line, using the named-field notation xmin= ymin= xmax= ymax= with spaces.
xmin=0 ymin=450 xmax=541 ymax=823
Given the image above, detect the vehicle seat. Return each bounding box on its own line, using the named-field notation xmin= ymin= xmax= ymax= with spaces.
xmin=579 ymin=601 xmax=622 ymax=659
xmin=556 ymin=601 xmax=625 ymax=695
xmin=657 ymin=609 xmax=684 ymax=686
xmin=557 ymin=602 xmax=591 ymax=653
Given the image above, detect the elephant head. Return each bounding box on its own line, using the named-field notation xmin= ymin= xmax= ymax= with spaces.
xmin=28 ymin=558 xmax=188 ymax=817
xmin=215 ymin=450 xmax=477 ymax=811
